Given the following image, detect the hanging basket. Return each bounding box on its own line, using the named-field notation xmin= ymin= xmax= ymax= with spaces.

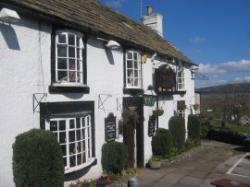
xmin=153 ymin=109 xmax=164 ymax=116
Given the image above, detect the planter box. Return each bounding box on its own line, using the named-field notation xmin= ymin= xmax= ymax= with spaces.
xmin=149 ymin=160 xmax=161 ymax=169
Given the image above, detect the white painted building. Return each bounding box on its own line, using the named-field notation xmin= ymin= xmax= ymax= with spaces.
xmin=0 ymin=1 xmax=198 ymax=186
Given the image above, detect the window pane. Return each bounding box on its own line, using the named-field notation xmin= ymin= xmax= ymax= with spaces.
xmin=57 ymin=71 xmax=67 ymax=82
xmin=77 ymin=142 xmax=82 ymax=152
xmin=69 ymin=131 xmax=75 ymax=142
xmin=70 ymin=156 xmax=76 ymax=167
xmin=127 ymin=52 xmax=132 ymax=59
xmin=59 ymin=120 xmax=66 ymax=130
xmin=127 ymin=77 xmax=133 ymax=84
xmin=82 ymin=140 xmax=86 ymax=152
xmin=134 ymin=78 xmax=138 ymax=86
xmin=63 ymin=158 xmax=67 ymax=167
xmin=134 ymin=52 xmax=138 ymax=60
xmin=53 ymin=132 xmax=58 ymax=140
xmin=76 ymin=37 xmax=80 ymax=47
xmin=69 ymin=71 xmax=76 ymax=82
xmin=77 ymin=72 xmax=82 ymax=83
xmin=69 ymin=47 xmax=75 ymax=58
xmin=58 ymin=58 xmax=67 ymax=70
xmin=127 ymin=60 xmax=133 ymax=68
xmin=50 ymin=121 xmax=57 ymax=131
xmin=77 ymin=154 xmax=81 ymax=165
xmin=134 ymin=70 xmax=138 ymax=77
xmin=58 ymin=34 xmax=66 ymax=43
xmin=57 ymin=45 xmax=67 ymax=57
xmin=61 ymin=145 xmax=66 ymax=156
xmin=77 ymin=60 xmax=81 ymax=71
xmin=82 ymin=129 xmax=85 ymax=139
xmin=82 ymin=118 xmax=85 ymax=127
xmin=69 ymin=59 xmax=76 ymax=70
xmin=70 ymin=119 xmax=75 ymax=129
xmin=127 ymin=69 xmax=133 ymax=77
xmin=82 ymin=152 xmax=86 ymax=163
xmin=68 ymin=34 xmax=75 ymax=46
xmin=76 ymin=118 xmax=80 ymax=128
xmin=76 ymin=130 xmax=81 ymax=141
xmin=134 ymin=61 xmax=138 ymax=69
xmin=59 ymin=132 xmax=66 ymax=143
xmin=70 ymin=143 xmax=76 ymax=155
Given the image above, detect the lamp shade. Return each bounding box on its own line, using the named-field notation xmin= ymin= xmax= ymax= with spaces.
xmin=105 ymin=40 xmax=121 ymax=49
xmin=0 ymin=8 xmax=21 ymax=23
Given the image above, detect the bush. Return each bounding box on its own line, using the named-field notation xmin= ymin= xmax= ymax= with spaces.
xmin=13 ymin=129 xmax=64 ymax=187
xmin=200 ymin=120 xmax=212 ymax=139
xmin=207 ymin=129 xmax=246 ymax=145
xmin=188 ymin=115 xmax=201 ymax=141
xmin=151 ymin=128 xmax=173 ymax=157
xmin=101 ymin=141 xmax=128 ymax=174
xmin=169 ymin=116 xmax=186 ymax=148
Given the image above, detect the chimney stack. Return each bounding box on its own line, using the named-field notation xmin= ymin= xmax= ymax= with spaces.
xmin=143 ymin=5 xmax=164 ymax=37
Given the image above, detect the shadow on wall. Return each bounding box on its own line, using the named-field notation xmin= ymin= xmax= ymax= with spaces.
xmin=0 ymin=23 xmax=20 ymax=50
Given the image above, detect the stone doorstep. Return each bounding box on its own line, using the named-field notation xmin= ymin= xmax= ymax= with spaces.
xmin=211 ymin=178 xmax=250 ymax=187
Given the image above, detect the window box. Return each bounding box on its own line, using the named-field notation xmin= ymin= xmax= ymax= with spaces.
xmin=49 ymin=85 xmax=90 ymax=94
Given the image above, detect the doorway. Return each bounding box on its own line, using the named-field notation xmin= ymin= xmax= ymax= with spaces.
xmin=123 ymin=97 xmax=144 ymax=168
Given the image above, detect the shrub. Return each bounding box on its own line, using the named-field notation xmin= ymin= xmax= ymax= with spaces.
xmin=101 ymin=141 xmax=128 ymax=174
xmin=188 ymin=115 xmax=201 ymax=141
xmin=13 ymin=129 xmax=64 ymax=187
xmin=151 ymin=128 xmax=173 ymax=157
xmin=207 ymin=129 xmax=245 ymax=145
xmin=169 ymin=116 xmax=186 ymax=148
xmin=200 ymin=119 xmax=212 ymax=139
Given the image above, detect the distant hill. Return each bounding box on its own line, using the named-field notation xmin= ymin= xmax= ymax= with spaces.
xmin=196 ymin=82 xmax=250 ymax=94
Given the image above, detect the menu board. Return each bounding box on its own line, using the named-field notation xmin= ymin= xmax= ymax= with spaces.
xmin=148 ymin=116 xmax=156 ymax=137
xmin=105 ymin=113 xmax=116 ymax=142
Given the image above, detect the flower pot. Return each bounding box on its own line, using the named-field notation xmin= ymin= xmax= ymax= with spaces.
xmin=149 ymin=159 xmax=161 ymax=169
xmin=153 ymin=109 xmax=164 ymax=116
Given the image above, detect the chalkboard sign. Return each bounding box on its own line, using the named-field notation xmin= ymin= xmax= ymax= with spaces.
xmin=105 ymin=113 xmax=116 ymax=142
xmin=148 ymin=116 xmax=156 ymax=137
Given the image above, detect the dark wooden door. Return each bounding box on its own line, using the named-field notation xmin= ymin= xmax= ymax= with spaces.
xmin=123 ymin=97 xmax=144 ymax=168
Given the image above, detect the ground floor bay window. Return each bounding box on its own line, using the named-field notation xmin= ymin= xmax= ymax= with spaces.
xmin=40 ymin=101 xmax=96 ymax=178
xmin=46 ymin=115 xmax=93 ymax=174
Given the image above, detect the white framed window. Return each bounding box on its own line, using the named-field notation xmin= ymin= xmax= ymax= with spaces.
xmin=177 ymin=66 xmax=185 ymax=90
xmin=125 ymin=50 xmax=142 ymax=88
xmin=46 ymin=115 xmax=93 ymax=174
xmin=55 ymin=31 xmax=84 ymax=85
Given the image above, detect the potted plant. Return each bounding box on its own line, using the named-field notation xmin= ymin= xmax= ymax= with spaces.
xmin=153 ymin=108 xmax=164 ymax=116
xmin=149 ymin=155 xmax=161 ymax=169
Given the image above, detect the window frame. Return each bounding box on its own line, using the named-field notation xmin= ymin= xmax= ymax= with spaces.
xmin=45 ymin=115 xmax=94 ymax=174
xmin=53 ymin=30 xmax=85 ymax=86
xmin=125 ymin=50 xmax=142 ymax=89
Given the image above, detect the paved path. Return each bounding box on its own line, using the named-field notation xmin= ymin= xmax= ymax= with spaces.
xmin=135 ymin=141 xmax=250 ymax=187
xmin=107 ymin=141 xmax=250 ymax=187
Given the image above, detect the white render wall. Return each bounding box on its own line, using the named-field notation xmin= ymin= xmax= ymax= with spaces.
xmin=0 ymin=15 xmax=195 ymax=186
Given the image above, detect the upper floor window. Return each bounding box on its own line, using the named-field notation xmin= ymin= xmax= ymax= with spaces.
xmin=177 ymin=65 xmax=185 ymax=90
xmin=55 ymin=31 xmax=84 ymax=85
xmin=125 ymin=50 xmax=142 ymax=88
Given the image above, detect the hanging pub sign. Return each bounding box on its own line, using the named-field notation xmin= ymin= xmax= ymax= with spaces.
xmin=105 ymin=113 xmax=116 ymax=142
xmin=148 ymin=115 xmax=156 ymax=137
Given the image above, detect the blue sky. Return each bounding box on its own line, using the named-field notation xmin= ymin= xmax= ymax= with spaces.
xmin=101 ymin=0 xmax=250 ymax=88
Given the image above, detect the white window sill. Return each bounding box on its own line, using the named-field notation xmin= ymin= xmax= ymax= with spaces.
xmin=64 ymin=157 xmax=96 ymax=174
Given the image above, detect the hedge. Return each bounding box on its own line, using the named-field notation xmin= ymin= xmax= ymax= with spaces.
xmin=169 ymin=116 xmax=186 ymax=148
xmin=207 ymin=128 xmax=246 ymax=145
xmin=151 ymin=128 xmax=173 ymax=157
xmin=13 ymin=129 xmax=64 ymax=187
xmin=187 ymin=115 xmax=201 ymax=141
xmin=101 ymin=141 xmax=128 ymax=174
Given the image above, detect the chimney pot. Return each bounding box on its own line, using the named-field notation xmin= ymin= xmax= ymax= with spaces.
xmin=147 ymin=5 xmax=153 ymax=16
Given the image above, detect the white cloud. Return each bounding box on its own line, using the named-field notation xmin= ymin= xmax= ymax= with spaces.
xmin=104 ymin=0 xmax=126 ymax=8
xmin=220 ymin=59 xmax=250 ymax=72
xmin=198 ymin=64 xmax=226 ymax=78
xmin=189 ymin=36 xmax=206 ymax=44
xmin=234 ymin=76 xmax=250 ymax=83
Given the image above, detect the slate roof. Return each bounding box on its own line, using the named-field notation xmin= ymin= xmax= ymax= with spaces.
xmin=2 ymin=0 xmax=193 ymax=64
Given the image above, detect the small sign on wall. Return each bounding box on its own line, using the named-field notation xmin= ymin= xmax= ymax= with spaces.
xmin=148 ymin=115 xmax=156 ymax=137
xmin=105 ymin=113 xmax=116 ymax=142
